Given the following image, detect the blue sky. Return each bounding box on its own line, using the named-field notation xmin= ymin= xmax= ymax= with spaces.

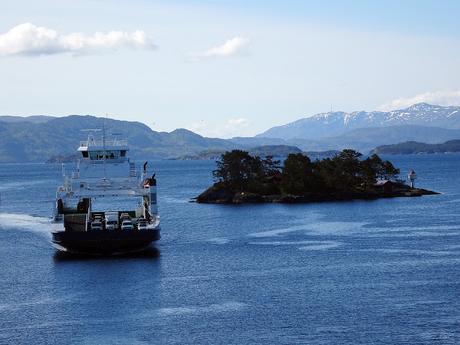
xmin=1 ymin=0 xmax=460 ymax=137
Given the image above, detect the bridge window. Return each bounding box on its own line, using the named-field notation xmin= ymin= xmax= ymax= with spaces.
xmin=88 ymin=150 xmax=122 ymax=160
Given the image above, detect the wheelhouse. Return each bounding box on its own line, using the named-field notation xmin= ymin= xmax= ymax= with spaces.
xmin=78 ymin=138 xmax=129 ymax=162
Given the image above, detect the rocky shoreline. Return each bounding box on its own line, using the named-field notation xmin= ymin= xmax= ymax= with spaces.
xmin=195 ymin=184 xmax=439 ymax=204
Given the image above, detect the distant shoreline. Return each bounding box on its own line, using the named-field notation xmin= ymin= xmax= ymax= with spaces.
xmin=4 ymin=150 xmax=457 ymax=165
xmin=5 ymin=150 xmax=460 ymax=165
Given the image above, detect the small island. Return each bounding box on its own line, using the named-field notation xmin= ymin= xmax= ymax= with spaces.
xmin=196 ymin=149 xmax=438 ymax=204
xmin=372 ymin=140 xmax=460 ymax=155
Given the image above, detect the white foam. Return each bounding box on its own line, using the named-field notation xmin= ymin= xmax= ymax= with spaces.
xmin=248 ymin=221 xmax=367 ymax=238
xmin=367 ymin=226 xmax=460 ymax=238
xmin=367 ymin=248 xmax=457 ymax=256
xmin=249 ymin=240 xmax=320 ymax=246
xmin=207 ymin=237 xmax=230 ymax=244
xmin=0 ymin=213 xmax=53 ymax=237
xmin=370 ymin=225 xmax=460 ymax=233
xmin=306 ymin=221 xmax=367 ymax=235
xmin=249 ymin=240 xmax=342 ymax=251
xmin=248 ymin=224 xmax=309 ymax=238
xmin=445 ymin=198 xmax=460 ymax=203
xmin=387 ymin=232 xmax=460 ymax=238
xmin=158 ymin=301 xmax=247 ymax=316
xmin=161 ymin=196 xmax=189 ymax=204
xmin=299 ymin=241 xmax=342 ymax=251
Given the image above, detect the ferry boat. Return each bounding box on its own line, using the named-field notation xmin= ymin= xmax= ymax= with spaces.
xmin=52 ymin=133 xmax=160 ymax=255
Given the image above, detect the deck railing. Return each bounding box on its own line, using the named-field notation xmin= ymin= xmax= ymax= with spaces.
xmin=79 ymin=139 xmax=128 ymax=148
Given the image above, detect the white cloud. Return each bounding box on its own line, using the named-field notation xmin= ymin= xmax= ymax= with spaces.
xmin=227 ymin=117 xmax=250 ymax=126
xmin=187 ymin=117 xmax=251 ymax=138
xmin=0 ymin=23 xmax=156 ymax=57
xmin=379 ymin=90 xmax=460 ymax=111
xmin=190 ymin=36 xmax=250 ymax=60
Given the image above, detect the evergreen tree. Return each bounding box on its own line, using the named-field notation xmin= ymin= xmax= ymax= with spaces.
xmin=281 ymin=153 xmax=313 ymax=194
xmin=213 ymin=150 xmax=256 ymax=190
xmin=330 ymin=149 xmax=363 ymax=190
xmin=213 ymin=150 xmax=269 ymax=191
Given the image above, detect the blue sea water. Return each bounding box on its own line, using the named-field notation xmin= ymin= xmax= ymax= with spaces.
xmin=0 ymin=154 xmax=459 ymax=345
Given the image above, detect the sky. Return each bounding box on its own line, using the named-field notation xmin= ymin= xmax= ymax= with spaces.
xmin=1 ymin=0 xmax=460 ymax=138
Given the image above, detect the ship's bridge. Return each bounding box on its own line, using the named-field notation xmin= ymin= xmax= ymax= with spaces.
xmin=78 ymin=138 xmax=129 ymax=162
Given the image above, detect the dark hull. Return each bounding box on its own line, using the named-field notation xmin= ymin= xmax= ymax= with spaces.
xmin=52 ymin=228 xmax=160 ymax=255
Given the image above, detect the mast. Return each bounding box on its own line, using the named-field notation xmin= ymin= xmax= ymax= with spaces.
xmin=102 ymin=116 xmax=107 ymax=180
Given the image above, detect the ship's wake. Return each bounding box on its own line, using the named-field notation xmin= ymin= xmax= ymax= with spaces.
xmin=0 ymin=213 xmax=53 ymax=237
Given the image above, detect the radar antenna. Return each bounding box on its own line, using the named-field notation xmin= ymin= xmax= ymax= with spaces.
xmin=81 ymin=128 xmax=101 ymax=145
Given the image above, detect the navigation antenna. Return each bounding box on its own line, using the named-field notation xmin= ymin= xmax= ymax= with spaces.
xmin=81 ymin=128 xmax=101 ymax=141
xmin=101 ymin=115 xmax=109 ymax=181
xmin=81 ymin=126 xmax=106 ymax=179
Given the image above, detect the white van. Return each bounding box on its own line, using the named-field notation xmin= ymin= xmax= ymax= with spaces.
xmin=121 ymin=219 xmax=134 ymax=231
xmin=105 ymin=212 xmax=118 ymax=230
xmin=90 ymin=217 xmax=103 ymax=231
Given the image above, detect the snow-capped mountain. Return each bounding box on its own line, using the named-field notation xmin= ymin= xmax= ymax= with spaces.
xmin=258 ymin=103 xmax=460 ymax=139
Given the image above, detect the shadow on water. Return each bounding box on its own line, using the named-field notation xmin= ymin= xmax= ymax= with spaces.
xmin=53 ymin=246 xmax=161 ymax=262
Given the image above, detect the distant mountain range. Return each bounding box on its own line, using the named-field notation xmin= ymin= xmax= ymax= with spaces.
xmin=1 ymin=103 xmax=460 ymax=162
xmin=230 ymin=124 xmax=460 ymax=154
xmin=246 ymin=103 xmax=460 ymax=153
xmin=258 ymin=103 xmax=460 ymax=139
xmin=0 ymin=115 xmax=233 ymax=162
